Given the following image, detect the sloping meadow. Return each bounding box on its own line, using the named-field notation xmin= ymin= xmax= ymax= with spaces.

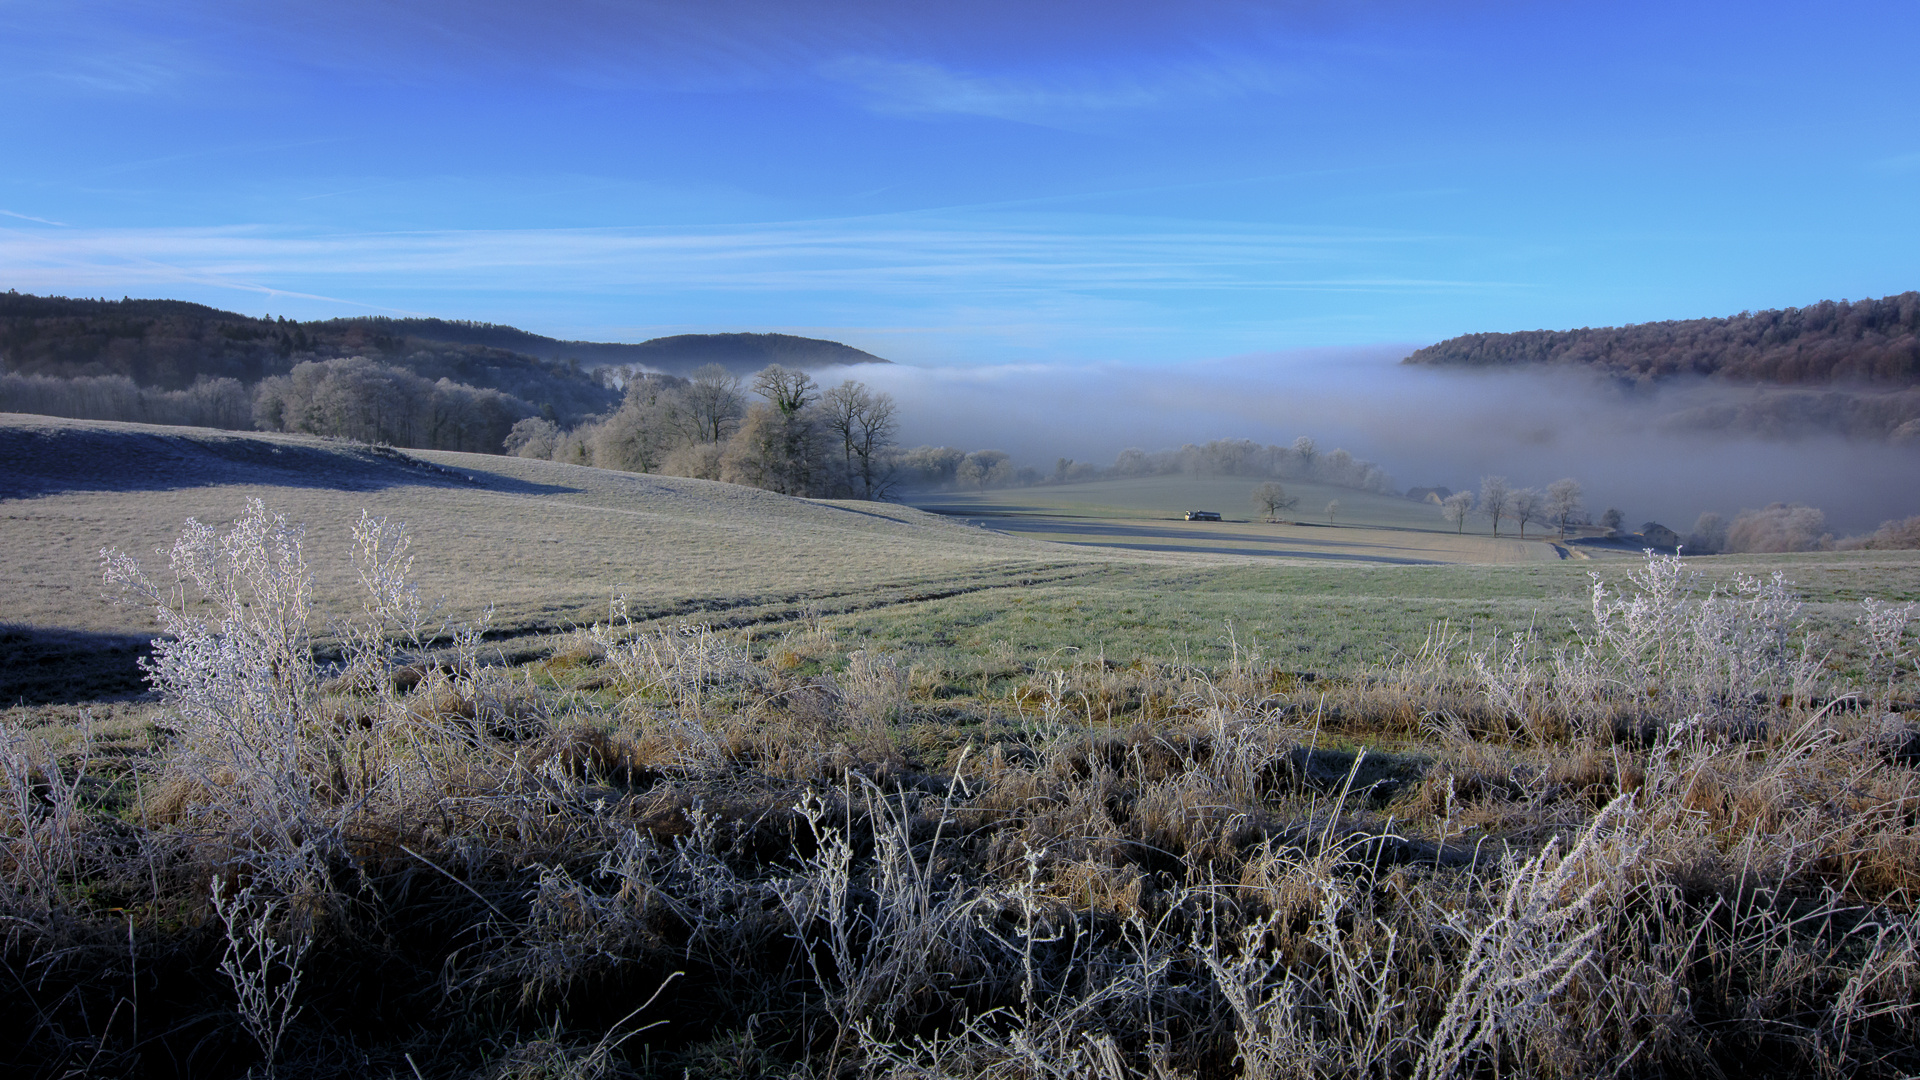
xmin=2 ymin=500 xmax=1919 ymax=1078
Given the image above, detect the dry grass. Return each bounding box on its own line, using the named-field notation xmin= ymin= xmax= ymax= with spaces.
xmin=0 ymin=496 xmax=1917 ymax=1078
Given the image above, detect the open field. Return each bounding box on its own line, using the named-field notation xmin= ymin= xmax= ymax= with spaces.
xmin=900 ymin=476 xmax=1579 ymax=565
xmin=0 ymin=414 xmax=1086 ymax=639
xmin=0 ymin=414 xmax=1096 ymax=702
xmin=4 ymin=415 xmax=1920 ymax=1079
xmin=826 ymin=552 xmax=1920 ymax=681
xmin=10 ymin=416 xmax=1913 ymax=705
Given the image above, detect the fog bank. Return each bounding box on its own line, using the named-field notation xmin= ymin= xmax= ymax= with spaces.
xmin=824 ymin=349 xmax=1920 ymax=535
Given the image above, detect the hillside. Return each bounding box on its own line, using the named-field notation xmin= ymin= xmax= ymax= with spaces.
xmin=0 ymin=412 xmax=1085 ymax=702
xmin=0 ymin=291 xmax=620 ymax=422
xmin=1404 ymin=292 xmax=1920 ymax=385
xmin=0 ymin=292 xmax=887 ymax=401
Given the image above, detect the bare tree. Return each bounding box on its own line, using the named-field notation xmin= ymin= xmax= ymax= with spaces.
xmin=1292 ymin=435 xmax=1317 ymax=473
xmin=682 ymin=363 xmax=745 ymax=444
xmin=851 ymin=391 xmax=897 ymax=498
xmin=1442 ymin=491 xmax=1474 ymax=533
xmin=751 ymin=364 xmax=818 ymax=416
xmin=1511 ymin=488 xmax=1543 ymax=537
xmin=1546 ymin=477 xmax=1584 ymax=538
xmin=1478 ymin=475 xmax=1511 ymax=536
xmin=1252 ymin=482 xmax=1297 ymax=521
xmin=820 ymin=379 xmax=898 ymax=499
xmin=1600 ymin=507 xmax=1624 ymax=535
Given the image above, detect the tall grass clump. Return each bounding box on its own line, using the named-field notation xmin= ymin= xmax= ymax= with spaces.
xmin=1 ymin=512 xmax=1917 ymax=1077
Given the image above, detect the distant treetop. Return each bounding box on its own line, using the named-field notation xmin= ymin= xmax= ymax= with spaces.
xmin=1403 ymin=292 xmax=1920 ymax=385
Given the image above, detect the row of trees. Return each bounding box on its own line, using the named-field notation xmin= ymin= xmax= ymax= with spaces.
xmin=1440 ymin=476 xmax=1586 ymax=537
xmin=253 ymin=357 xmax=539 ymax=454
xmin=1695 ymin=506 xmax=1920 ymax=552
xmin=1098 ymin=435 xmax=1395 ymax=493
xmin=875 ymin=434 xmax=1394 ymax=496
xmin=1437 ymin=482 xmax=1908 ymax=554
xmin=0 ymin=370 xmax=253 ymax=429
xmin=0 ymin=345 xmax=610 ymax=455
xmin=507 ymin=363 xmax=901 ymax=499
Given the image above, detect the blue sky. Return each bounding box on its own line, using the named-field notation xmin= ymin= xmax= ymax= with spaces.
xmin=3 ymin=0 xmax=1917 ymax=365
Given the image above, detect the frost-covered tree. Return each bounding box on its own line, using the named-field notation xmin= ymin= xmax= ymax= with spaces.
xmin=1292 ymin=435 xmax=1317 ymax=472
xmin=1511 ymin=488 xmax=1543 ymax=537
xmin=1252 ymin=482 xmax=1297 ymax=521
xmin=1479 ymin=476 xmax=1512 ymax=536
xmin=1546 ymin=478 xmax=1584 ymax=538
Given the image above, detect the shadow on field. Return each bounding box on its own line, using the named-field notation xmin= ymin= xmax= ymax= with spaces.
xmin=0 ymin=425 xmax=578 ymax=499
xmin=936 ymin=512 xmax=1447 ymax=564
xmin=1050 ymin=539 xmax=1442 ymax=564
xmin=0 ymin=624 xmax=153 ymax=705
xmin=909 ymin=503 xmax=1115 ymax=519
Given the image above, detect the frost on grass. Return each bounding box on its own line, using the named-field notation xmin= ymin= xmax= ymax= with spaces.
xmin=0 ymin=509 xmax=1913 ymax=1077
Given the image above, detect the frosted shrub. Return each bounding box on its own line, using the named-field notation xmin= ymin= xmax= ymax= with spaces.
xmin=102 ymin=499 xmax=336 ymax=895
xmin=1858 ymin=598 xmax=1918 ymax=694
xmin=1586 ymin=551 xmax=1697 ymax=693
xmin=1545 ymin=551 xmax=1824 ymax=728
xmin=100 ymin=501 xmax=489 ymax=903
xmin=1680 ymin=569 xmax=1812 ymax=713
xmin=335 ymin=509 xmax=437 ymax=699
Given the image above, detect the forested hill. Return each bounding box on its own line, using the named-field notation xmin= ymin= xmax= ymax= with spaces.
xmin=316 ymin=320 xmax=891 ymax=374
xmin=1403 ymin=292 xmax=1920 ymax=385
xmin=0 ymin=292 xmax=888 ymax=401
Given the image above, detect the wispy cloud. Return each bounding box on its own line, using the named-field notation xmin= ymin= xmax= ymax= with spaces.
xmin=0 ymin=213 xmax=1521 ymax=361
xmin=819 ymin=54 xmax=1295 ymax=124
xmin=0 ymin=5 xmax=200 ymax=96
xmin=0 ymin=216 xmax=1511 ymax=300
xmin=0 ymin=210 xmax=69 ymax=227
xmin=42 ymin=55 xmax=182 ymax=94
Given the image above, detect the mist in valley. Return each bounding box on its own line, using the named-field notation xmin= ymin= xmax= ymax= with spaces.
xmin=838 ymin=348 xmax=1920 ymax=536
